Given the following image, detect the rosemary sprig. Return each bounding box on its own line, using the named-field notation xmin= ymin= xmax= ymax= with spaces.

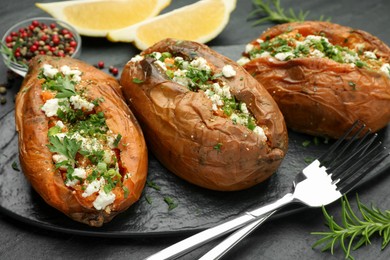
xmin=312 ymin=195 xmax=390 ymax=260
xmin=249 ymin=0 xmax=330 ymax=26
xmin=0 ymin=40 xmax=28 ymax=69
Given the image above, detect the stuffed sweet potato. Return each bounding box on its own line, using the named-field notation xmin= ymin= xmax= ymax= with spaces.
xmin=120 ymin=39 xmax=288 ymax=191
xmin=239 ymin=21 xmax=390 ymax=138
xmin=15 ymin=56 xmax=148 ymax=226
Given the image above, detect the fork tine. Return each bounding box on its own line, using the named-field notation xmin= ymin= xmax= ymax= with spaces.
xmin=317 ymin=121 xmax=363 ymax=165
xmin=328 ymin=133 xmax=377 ymax=179
xmin=337 ymin=147 xmax=389 ymax=194
xmin=331 ymin=139 xmax=382 ymax=183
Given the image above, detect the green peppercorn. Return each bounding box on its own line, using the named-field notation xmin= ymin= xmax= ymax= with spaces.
xmin=0 ymin=97 xmax=6 ymax=105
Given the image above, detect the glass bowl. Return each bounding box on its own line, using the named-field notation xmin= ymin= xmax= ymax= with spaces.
xmin=1 ymin=17 xmax=82 ymax=77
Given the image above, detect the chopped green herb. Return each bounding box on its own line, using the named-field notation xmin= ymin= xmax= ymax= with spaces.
xmin=92 ymin=97 xmax=104 ymax=106
xmin=145 ymin=195 xmax=152 ymax=204
xmin=302 ymin=140 xmax=311 ymax=147
xmin=41 ymin=74 xmax=76 ymax=98
xmin=348 ymin=81 xmax=356 ymax=90
xmin=146 ymin=180 xmax=161 ymax=191
xmin=123 ymin=186 xmax=129 ymax=198
xmin=355 ymin=60 xmax=365 ymax=68
xmin=213 ymin=143 xmax=223 ymax=151
xmin=313 ymin=136 xmax=320 ymax=146
xmin=164 ymin=196 xmax=178 ymax=211
xmin=47 ymin=135 xmax=81 ymax=164
xmin=48 ymin=126 xmax=61 ymax=136
xmin=11 ymin=161 xmax=20 ymax=171
xmin=304 ymin=157 xmax=315 ymax=164
xmin=132 ymin=78 xmax=144 ymax=84
xmin=113 ymin=134 xmax=122 ymax=148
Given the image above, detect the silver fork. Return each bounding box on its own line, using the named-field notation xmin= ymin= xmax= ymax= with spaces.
xmin=145 ymin=121 xmax=389 ymax=260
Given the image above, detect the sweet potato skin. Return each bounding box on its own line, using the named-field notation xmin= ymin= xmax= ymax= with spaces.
xmin=120 ymin=39 xmax=288 ymax=191
xmin=243 ymin=21 xmax=390 ymax=138
xmin=15 ymin=56 xmax=148 ymax=226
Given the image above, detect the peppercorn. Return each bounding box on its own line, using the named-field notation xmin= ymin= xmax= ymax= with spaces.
xmin=97 ymin=61 xmax=104 ymax=69
xmin=0 ymin=97 xmax=6 ymax=105
xmin=111 ymin=67 xmax=119 ymax=76
xmin=0 ymin=86 xmax=7 ymax=95
xmin=3 ymin=20 xmax=79 ymax=67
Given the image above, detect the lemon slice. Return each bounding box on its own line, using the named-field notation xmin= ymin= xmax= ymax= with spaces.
xmin=107 ymin=0 xmax=237 ymax=50
xmin=36 ymin=0 xmax=171 ymax=37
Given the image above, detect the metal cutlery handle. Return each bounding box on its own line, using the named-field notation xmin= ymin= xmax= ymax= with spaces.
xmin=198 ymin=211 xmax=276 ymax=260
xmin=145 ymin=194 xmax=293 ymax=260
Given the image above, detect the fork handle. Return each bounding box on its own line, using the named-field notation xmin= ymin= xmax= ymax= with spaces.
xmin=199 ymin=211 xmax=276 ymax=260
xmin=144 ymin=193 xmax=294 ymax=260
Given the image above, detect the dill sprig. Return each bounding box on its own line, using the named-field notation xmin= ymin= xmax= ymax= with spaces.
xmin=249 ymin=0 xmax=330 ymax=26
xmin=312 ymin=195 xmax=390 ymax=260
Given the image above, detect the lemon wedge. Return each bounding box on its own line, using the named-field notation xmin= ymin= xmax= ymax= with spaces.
xmin=36 ymin=0 xmax=171 ymax=37
xmin=107 ymin=0 xmax=237 ymax=50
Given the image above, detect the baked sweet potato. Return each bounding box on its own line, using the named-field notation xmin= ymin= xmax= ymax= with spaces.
xmin=120 ymin=39 xmax=288 ymax=191
xmin=15 ymin=56 xmax=148 ymax=226
xmin=239 ymin=21 xmax=390 ymax=138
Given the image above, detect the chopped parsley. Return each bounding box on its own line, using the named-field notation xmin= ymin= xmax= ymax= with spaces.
xmin=40 ymin=73 xmax=76 ymax=98
xmin=47 ymin=135 xmax=81 ymax=165
xmin=11 ymin=161 xmax=20 ymax=171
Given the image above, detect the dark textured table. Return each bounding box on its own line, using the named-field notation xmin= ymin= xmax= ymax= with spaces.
xmin=1 ymin=0 xmax=390 ymax=259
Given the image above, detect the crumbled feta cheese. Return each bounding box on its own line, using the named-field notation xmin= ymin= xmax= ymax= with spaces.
xmin=305 ymin=35 xmax=329 ymax=44
xmin=154 ymin=60 xmax=167 ymax=71
xmin=237 ymin=57 xmax=250 ymax=66
xmin=151 ymin=52 xmax=162 ymax=60
xmin=69 ymin=95 xmax=94 ymax=111
xmin=222 ymin=65 xmax=236 ymax=78
xmin=52 ymin=153 xmax=69 ymax=171
xmin=93 ymin=190 xmax=116 ymax=210
xmin=209 ymin=93 xmax=223 ymax=107
xmin=60 ymin=65 xmax=82 ymax=82
xmin=55 ymin=133 xmax=67 ymax=140
xmin=130 ymin=55 xmax=144 ymax=62
xmin=253 ymin=126 xmax=267 ymax=142
xmin=256 ymin=39 xmax=264 ymax=44
xmin=103 ymin=150 xmax=114 ymax=164
xmin=82 ymin=179 xmax=103 ymax=197
xmin=73 ymin=167 xmax=87 ymax=179
xmin=65 ymin=178 xmax=79 ymax=187
xmin=56 ymin=120 xmax=65 ymax=129
xmin=52 ymin=154 xmax=68 ymax=164
xmin=230 ymin=113 xmax=248 ymax=125
xmin=275 ymin=52 xmax=294 ymax=61
xmin=310 ymin=49 xmax=325 ymax=58
xmin=245 ymin=43 xmax=254 ymax=53
xmin=41 ymin=98 xmax=62 ymax=117
xmin=43 ymin=64 xmax=59 ymax=78
xmin=221 ymin=85 xmax=231 ymax=99
xmin=190 ymin=57 xmax=210 ymax=71
xmin=71 ymin=132 xmax=103 ymax=152
xmin=173 ymin=69 xmax=192 ymax=87
xmin=212 ymin=83 xmax=223 ymax=96
xmin=380 ymin=63 xmax=390 ymax=77
xmin=364 ymin=51 xmax=377 ymax=59
xmin=240 ymin=103 xmax=249 ymax=114
xmin=254 ymin=51 xmax=271 ymax=59
xmin=343 ymin=52 xmax=359 ymax=63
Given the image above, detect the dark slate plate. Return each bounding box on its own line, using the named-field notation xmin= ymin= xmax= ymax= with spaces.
xmin=0 ymin=45 xmax=389 ymax=238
